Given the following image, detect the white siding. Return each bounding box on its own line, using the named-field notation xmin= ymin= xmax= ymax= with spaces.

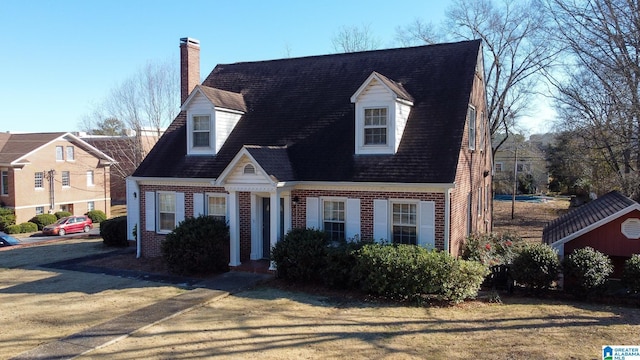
xmin=190 ymin=92 xmax=214 ymax=109
xmin=355 ymin=79 xmax=394 ymax=102
xmin=215 ymin=110 xmax=242 ymax=153
xmin=373 ymin=199 xmax=388 ymax=242
xmin=306 ymin=197 xmax=320 ymax=229
xmin=395 ymin=102 xmax=411 ymax=153
xmin=224 ymin=161 xmax=272 ymax=185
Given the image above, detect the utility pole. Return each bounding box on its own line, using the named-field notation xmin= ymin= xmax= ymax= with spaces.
xmin=46 ymin=169 xmax=56 ymax=213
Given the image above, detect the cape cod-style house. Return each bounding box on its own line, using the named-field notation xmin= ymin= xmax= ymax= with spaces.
xmin=126 ymin=38 xmax=492 ymax=267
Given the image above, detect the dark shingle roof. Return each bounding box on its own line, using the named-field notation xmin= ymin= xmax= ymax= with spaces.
xmin=543 ymin=191 xmax=638 ymax=245
xmin=134 ymin=40 xmax=482 ymax=183
xmin=245 ymin=146 xmax=295 ymax=182
xmin=0 ymin=132 xmax=66 ymax=165
xmin=371 ymin=71 xmax=414 ymax=103
xmin=197 ymin=85 xmax=247 ymax=112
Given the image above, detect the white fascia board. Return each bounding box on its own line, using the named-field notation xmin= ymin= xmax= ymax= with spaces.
xmin=350 ymin=72 xmax=396 ymax=103
xmin=64 ymin=132 xmax=118 ymax=163
xmin=130 ymin=176 xmax=218 ymax=187
xmin=214 ymin=146 xmax=276 ymax=187
xmin=282 ymin=181 xmax=454 ymax=193
xmin=549 ymin=203 xmax=640 ymax=249
xmin=180 ymin=86 xmax=205 ymax=111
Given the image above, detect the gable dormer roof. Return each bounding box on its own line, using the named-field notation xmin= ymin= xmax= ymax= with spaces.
xmin=181 ymin=85 xmax=246 ymax=113
xmin=135 ymin=40 xmax=482 ymax=183
xmin=351 ymin=71 xmax=414 ymax=105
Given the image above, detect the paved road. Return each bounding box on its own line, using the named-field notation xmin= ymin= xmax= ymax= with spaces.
xmin=13 ymin=227 xmax=101 ymax=245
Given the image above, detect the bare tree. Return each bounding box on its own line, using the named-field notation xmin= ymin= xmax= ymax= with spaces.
xmin=81 ymin=58 xmax=179 ymax=201
xmin=397 ymin=0 xmax=559 ymax=155
xmin=548 ymin=0 xmax=640 ymax=197
xmin=332 ymin=24 xmax=381 ymax=53
xmin=395 ymin=18 xmax=440 ymax=46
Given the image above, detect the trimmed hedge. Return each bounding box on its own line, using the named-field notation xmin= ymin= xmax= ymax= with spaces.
xmin=54 ymin=211 xmax=72 ymax=219
xmin=100 ymin=216 xmax=129 ymax=247
xmin=563 ymin=247 xmax=613 ymax=297
xmin=86 ymin=210 xmax=107 ymax=224
xmin=353 ymin=243 xmax=488 ymax=304
xmin=30 ymin=214 xmax=58 ymax=230
xmin=161 ymin=216 xmax=230 ymax=275
xmin=510 ymin=243 xmax=561 ymax=292
xmin=19 ymin=222 xmax=38 ymax=233
xmin=271 ymin=228 xmax=328 ymax=283
xmin=0 ymin=207 xmax=16 ymax=232
xmin=4 ymin=224 xmax=21 ymax=234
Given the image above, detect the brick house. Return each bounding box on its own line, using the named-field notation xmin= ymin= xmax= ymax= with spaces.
xmin=127 ymin=38 xmax=493 ymax=266
xmin=0 ymin=132 xmax=115 ymax=224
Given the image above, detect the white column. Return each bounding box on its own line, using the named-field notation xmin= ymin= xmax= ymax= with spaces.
xmin=228 ymin=190 xmax=241 ymax=266
xmin=283 ymin=193 xmax=292 ymax=236
xmin=269 ymin=190 xmax=279 ymax=270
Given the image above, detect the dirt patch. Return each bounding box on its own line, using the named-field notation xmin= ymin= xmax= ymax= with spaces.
xmin=493 ymin=197 xmax=570 ymax=242
xmin=83 ymin=250 xmax=171 ymax=275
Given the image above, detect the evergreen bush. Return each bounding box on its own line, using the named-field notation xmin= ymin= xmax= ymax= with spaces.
xmin=563 ymin=247 xmax=613 ymax=297
xmin=86 ymin=210 xmax=107 ymax=224
xmin=0 ymin=207 xmax=16 ymax=232
xmin=622 ymin=254 xmax=640 ymax=293
xmin=510 ymin=243 xmax=561 ymax=292
xmin=30 ymin=214 xmax=58 ymax=230
xmin=161 ymin=216 xmax=229 ymax=275
xmin=100 ymin=216 xmax=129 ymax=247
xmin=54 ymin=211 xmax=72 ymax=219
xmin=271 ymin=228 xmax=328 ymax=283
xmin=19 ymin=222 xmax=38 ymax=233
xmin=4 ymin=224 xmax=21 ymax=234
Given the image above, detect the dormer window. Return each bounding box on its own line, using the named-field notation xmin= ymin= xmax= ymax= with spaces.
xmin=351 ymin=72 xmax=413 ymax=155
xmin=364 ymin=108 xmax=388 ymax=145
xmin=193 ymin=115 xmax=211 ymax=148
xmin=243 ymin=164 xmax=255 ymax=174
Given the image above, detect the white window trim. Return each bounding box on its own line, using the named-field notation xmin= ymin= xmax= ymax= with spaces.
xmin=355 ymin=101 xmax=396 ymax=155
xmin=61 ymin=171 xmax=70 ymax=188
xmin=86 ymin=170 xmax=95 ymax=187
xmin=363 ymin=107 xmax=389 ymax=147
xmin=87 ymin=201 xmax=95 ymax=211
xmin=321 ymin=197 xmax=347 ymax=240
xmin=157 ymin=191 xmax=177 ymax=234
xmin=187 ymin=113 xmax=215 ymax=155
xmin=468 ymin=105 xmax=476 ymax=151
xmin=206 ymin=193 xmax=228 ymax=221
xmin=66 ymin=146 xmax=75 ymax=162
xmin=34 ymin=172 xmax=44 ymax=190
xmin=1 ymin=169 xmax=8 ymax=196
xmin=56 ymin=146 xmax=64 ymax=161
xmin=390 ymin=199 xmax=419 ymax=245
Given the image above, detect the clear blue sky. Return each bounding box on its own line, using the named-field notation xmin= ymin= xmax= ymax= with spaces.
xmin=0 ymin=1 xmax=548 ymax=134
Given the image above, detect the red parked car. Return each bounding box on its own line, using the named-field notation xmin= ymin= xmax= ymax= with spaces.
xmin=42 ymin=215 xmax=93 ymax=236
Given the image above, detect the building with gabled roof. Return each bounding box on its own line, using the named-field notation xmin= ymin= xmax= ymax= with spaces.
xmin=0 ymin=132 xmax=115 ymax=224
xmin=127 ymin=38 xmax=492 ymax=267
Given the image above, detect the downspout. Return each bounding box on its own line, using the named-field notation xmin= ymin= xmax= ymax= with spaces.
xmin=444 ymin=187 xmax=452 ymax=254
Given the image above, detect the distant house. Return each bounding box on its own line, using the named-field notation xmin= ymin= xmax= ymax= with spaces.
xmin=81 ymin=128 xmax=162 ymax=204
xmin=0 ymin=132 xmax=115 ymax=224
xmin=543 ymin=190 xmax=640 ymax=277
xmin=127 ymin=38 xmax=493 ymax=267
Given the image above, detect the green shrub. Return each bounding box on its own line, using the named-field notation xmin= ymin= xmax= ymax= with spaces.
xmin=30 ymin=214 xmax=58 ymax=230
xmin=353 ymin=243 xmax=488 ymax=303
xmin=510 ymin=243 xmax=561 ymax=292
xmin=463 ymin=232 xmax=518 ymax=266
xmin=563 ymin=247 xmax=613 ymax=297
xmin=271 ymin=228 xmax=328 ymax=283
xmin=4 ymin=224 xmax=21 ymax=234
xmin=0 ymin=207 xmax=16 ymax=232
xmin=86 ymin=210 xmax=107 ymax=224
xmin=622 ymin=254 xmax=640 ymax=293
xmin=19 ymin=222 xmax=38 ymax=233
xmin=100 ymin=216 xmax=129 ymax=247
xmin=322 ymin=239 xmax=369 ymax=289
xmin=54 ymin=211 xmax=72 ymax=219
xmin=161 ymin=216 xmax=230 ymax=275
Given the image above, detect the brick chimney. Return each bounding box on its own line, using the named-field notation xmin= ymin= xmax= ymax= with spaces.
xmin=180 ymin=37 xmax=200 ymax=104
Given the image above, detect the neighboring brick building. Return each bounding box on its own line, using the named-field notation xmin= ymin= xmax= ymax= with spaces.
xmin=127 ymin=38 xmax=493 ymax=265
xmin=0 ymin=132 xmax=115 ymax=224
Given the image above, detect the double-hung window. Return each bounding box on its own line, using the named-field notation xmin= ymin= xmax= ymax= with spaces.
xmin=1 ymin=170 xmax=8 ymax=195
xmin=66 ymin=146 xmax=75 ymax=161
xmin=34 ymin=172 xmax=44 ymax=189
xmin=56 ymin=146 xmax=64 ymax=161
xmin=207 ymin=195 xmax=226 ymax=222
xmin=392 ymin=203 xmax=417 ymax=245
xmin=86 ymin=170 xmax=94 ymax=186
xmin=364 ymin=108 xmax=387 ymax=145
xmin=62 ymin=171 xmax=70 ymax=187
xmin=323 ymin=200 xmax=345 ymax=241
xmin=158 ymin=192 xmax=176 ymax=232
xmin=192 ymin=115 xmax=211 ymax=148
xmin=87 ymin=201 xmax=95 ymax=211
